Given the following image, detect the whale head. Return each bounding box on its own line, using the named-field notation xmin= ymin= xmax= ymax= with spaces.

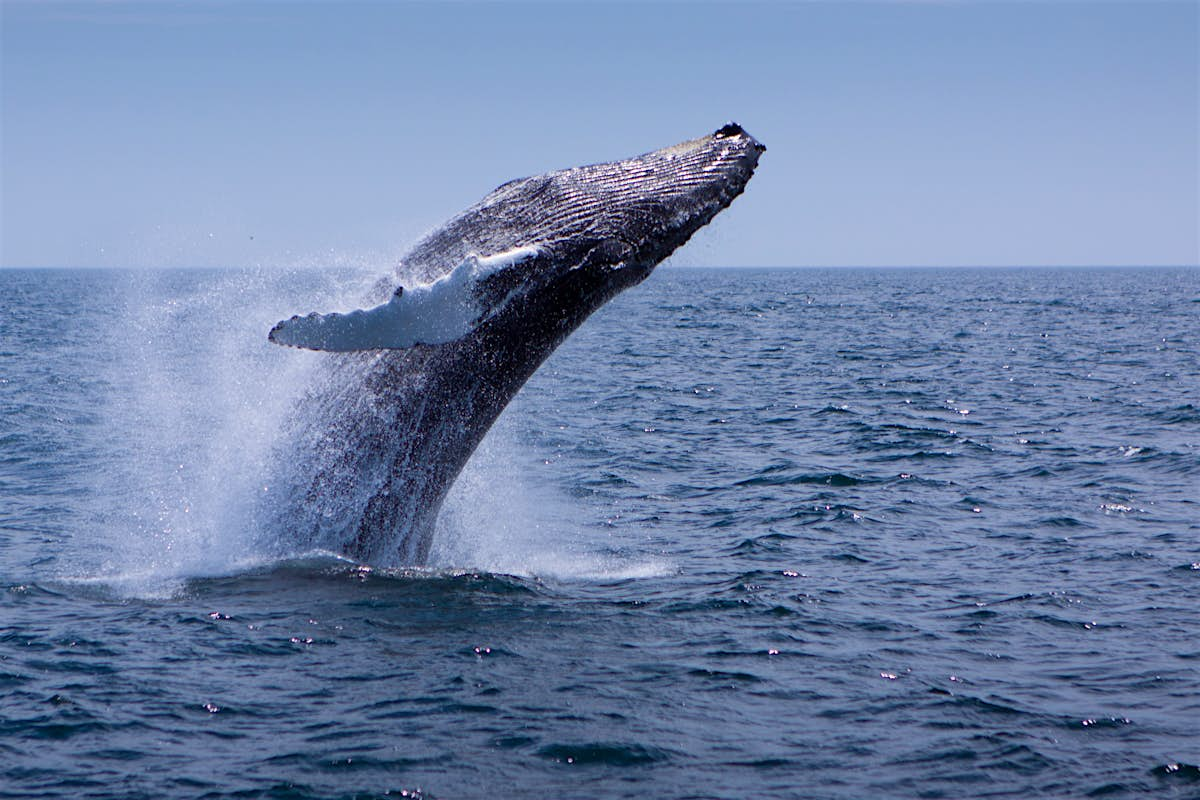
xmin=409 ymin=122 xmax=767 ymax=323
xmin=270 ymin=124 xmax=765 ymax=353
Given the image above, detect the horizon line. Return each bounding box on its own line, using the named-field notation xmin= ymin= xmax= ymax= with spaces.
xmin=1 ymin=263 xmax=1197 ymax=271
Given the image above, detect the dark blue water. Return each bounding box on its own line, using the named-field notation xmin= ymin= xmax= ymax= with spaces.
xmin=2 ymin=267 xmax=1197 ymax=799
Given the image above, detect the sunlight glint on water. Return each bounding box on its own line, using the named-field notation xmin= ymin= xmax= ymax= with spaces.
xmin=1 ymin=267 xmax=1196 ymax=800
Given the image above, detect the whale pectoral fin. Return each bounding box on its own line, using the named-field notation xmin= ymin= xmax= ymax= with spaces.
xmin=268 ymin=281 xmax=475 ymax=351
xmin=269 ymin=245 xmax=548 ymax=352
xmin=268 ymin=303 xmax=405 ymax=352
xmin=268 ymin=277 xmax=480 ymax=352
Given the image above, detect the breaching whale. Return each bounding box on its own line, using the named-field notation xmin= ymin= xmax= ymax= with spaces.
xmin=267 ymin=123 xmax=765 ymax=565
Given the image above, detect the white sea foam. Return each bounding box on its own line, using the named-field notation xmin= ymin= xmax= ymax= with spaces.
xmin=430 ymin=411 xmax=674 ymax=583
xmin=72 ymin=266 xmax=374 ymax=596
xmin=67 ymin=258 xmax=660 ymax=598
xmin=269 ymin=245 xmax=541 ymax=351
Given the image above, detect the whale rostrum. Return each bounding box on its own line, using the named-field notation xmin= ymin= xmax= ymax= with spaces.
xmin=267 ymin=124 xmax=765 ymax=564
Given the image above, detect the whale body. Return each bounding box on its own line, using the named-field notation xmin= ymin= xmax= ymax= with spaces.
xmin=267 ymin=124 xmax=765 ymax=565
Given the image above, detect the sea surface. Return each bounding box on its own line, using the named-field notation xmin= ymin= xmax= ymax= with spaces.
xmin=1 ymin=266 xmax=1197 ymax=799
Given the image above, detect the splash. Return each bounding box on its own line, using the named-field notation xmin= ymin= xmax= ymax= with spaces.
xmin=431 ymin=411 xmax=674 ymax=583
xmin=66 ymin=266 xmax=661 ymax=597
xmin=71 ymin=267 xmax=372 ymax=595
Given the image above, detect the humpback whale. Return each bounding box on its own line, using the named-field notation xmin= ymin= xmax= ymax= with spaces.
xmin=267 ymin=123 xmax=765 ymax=565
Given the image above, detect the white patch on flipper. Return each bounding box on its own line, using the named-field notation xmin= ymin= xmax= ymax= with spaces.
xmin=269 ymin=245 xmax=541 ymax=351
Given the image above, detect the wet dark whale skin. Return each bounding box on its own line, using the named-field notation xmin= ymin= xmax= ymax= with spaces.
xmin=273 ymin=125 xmax=765 ymax=565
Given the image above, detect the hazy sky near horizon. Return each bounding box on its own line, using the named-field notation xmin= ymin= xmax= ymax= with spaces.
xmin=2 ymin=1 xmax=1197 ymax=269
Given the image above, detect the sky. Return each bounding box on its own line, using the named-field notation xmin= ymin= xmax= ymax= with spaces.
xmin=1 ymin=0 xmax=1197 ymax=269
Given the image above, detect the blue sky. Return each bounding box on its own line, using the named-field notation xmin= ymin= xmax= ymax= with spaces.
xmin=2 ymin=1 xmax=1197 ymax=268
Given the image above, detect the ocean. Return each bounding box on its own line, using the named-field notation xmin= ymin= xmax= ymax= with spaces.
xmin=1 ymin=266 xmax=1197 ymax=799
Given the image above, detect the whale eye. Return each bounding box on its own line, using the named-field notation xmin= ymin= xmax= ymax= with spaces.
xmin=714 ymin=122 xmax=745 ymax=138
